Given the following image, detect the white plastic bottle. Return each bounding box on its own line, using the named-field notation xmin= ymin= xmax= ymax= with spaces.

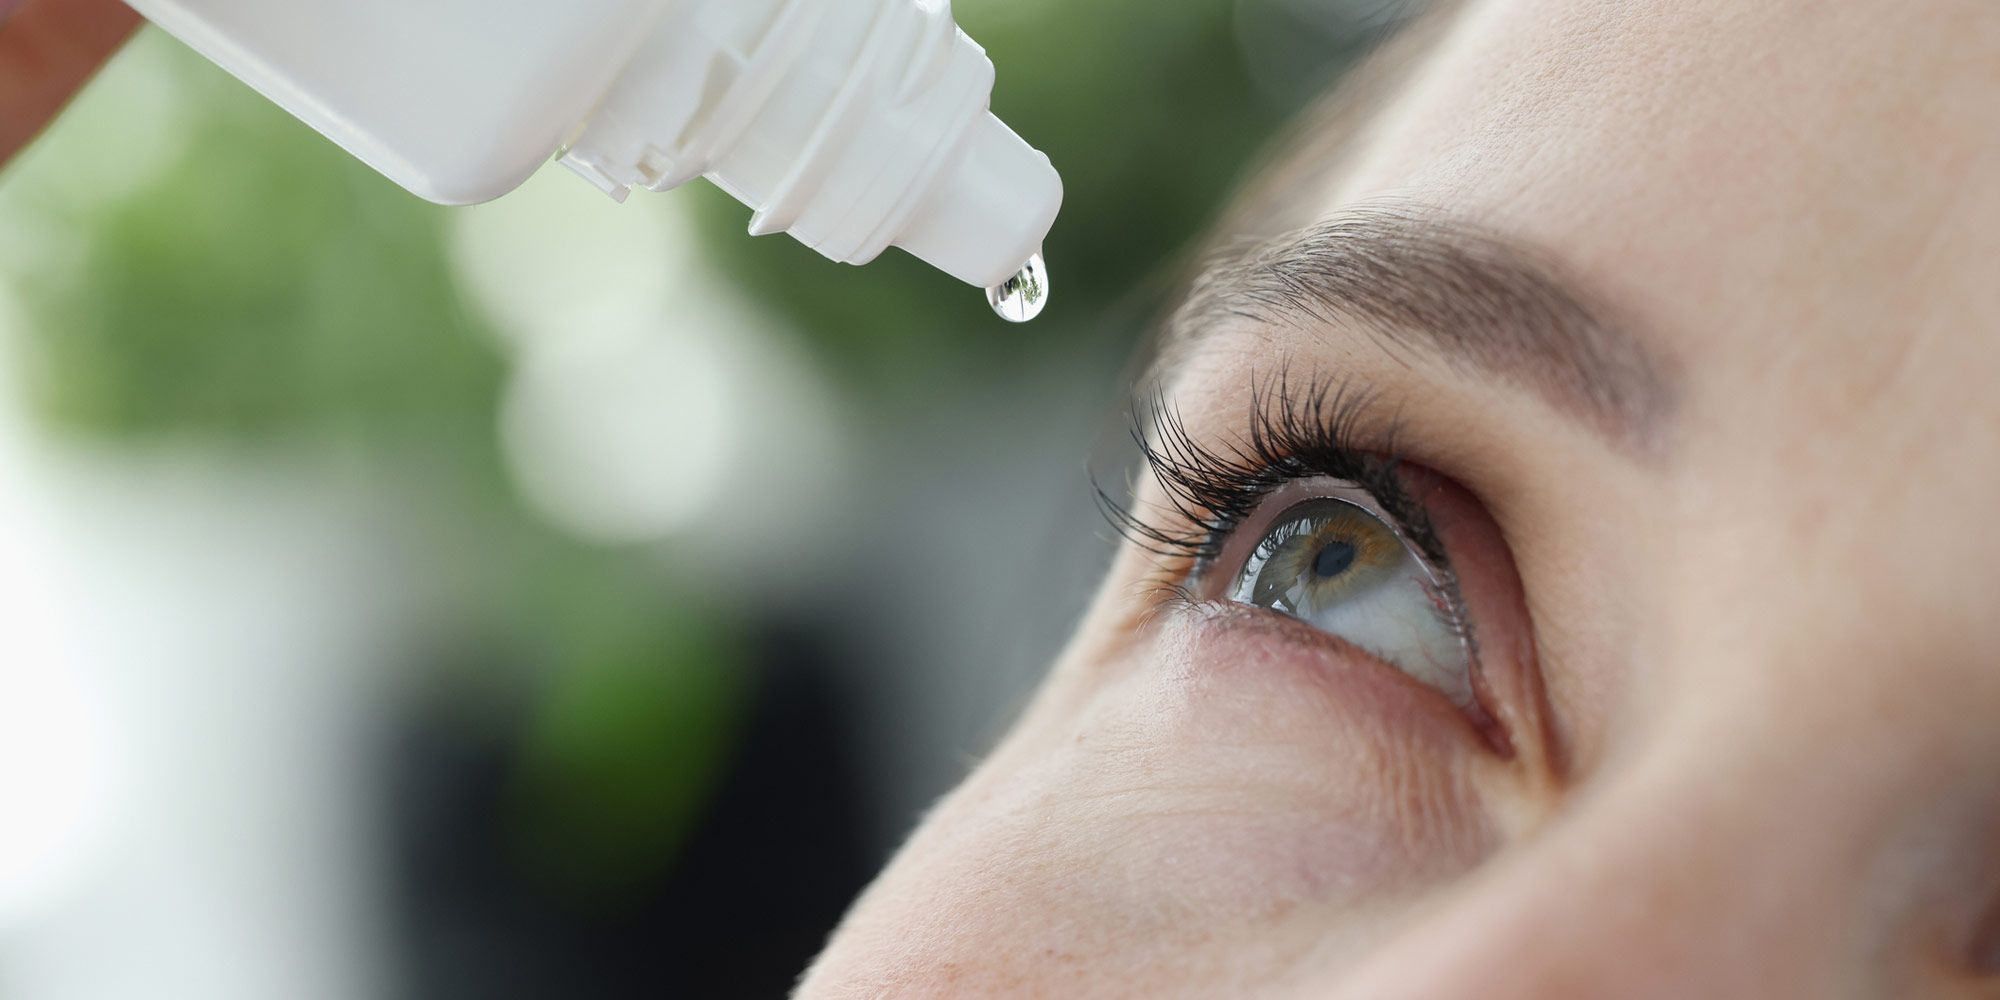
xmin=118 ymin=0 xmax=1062 ymax=303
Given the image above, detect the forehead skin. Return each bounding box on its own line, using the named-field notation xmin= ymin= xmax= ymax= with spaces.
xmin=1334 ymin=0 xmax=2000 ymax=374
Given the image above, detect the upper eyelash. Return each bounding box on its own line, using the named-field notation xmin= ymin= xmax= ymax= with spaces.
xmin=1094 ymin=369 xmax=1474 ymax=649
xmin=1098 ymin=370 xmax=1415 ymax=565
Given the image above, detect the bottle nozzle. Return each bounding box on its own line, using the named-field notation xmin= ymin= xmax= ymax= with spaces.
xmin=895 ymin=112 xmax=1062 ymax=290
xmin=561 ymin=0 xmax=1062 ymax=294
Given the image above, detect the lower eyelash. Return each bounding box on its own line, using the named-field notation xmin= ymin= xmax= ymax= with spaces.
xmin=1094 ymin=367 xmax=1475 ymax=651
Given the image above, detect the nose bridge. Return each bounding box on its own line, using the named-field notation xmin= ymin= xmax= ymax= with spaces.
xmin=1328 ymin=723 xmax=1895 ymax=1000
xmin=1352 ymin=529 xmax=2000 ymax=998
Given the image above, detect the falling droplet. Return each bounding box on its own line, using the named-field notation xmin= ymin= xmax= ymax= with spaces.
xmin=986 ymin=251 xmax=1048 ymax=323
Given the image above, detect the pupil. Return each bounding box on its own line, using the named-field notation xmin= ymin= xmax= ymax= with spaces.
xmin=1312 ymin=539 xmax=1357 ymax=579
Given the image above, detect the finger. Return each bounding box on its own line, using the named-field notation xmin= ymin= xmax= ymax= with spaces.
xmin=0 ymin=0 xmax=143 ymax=167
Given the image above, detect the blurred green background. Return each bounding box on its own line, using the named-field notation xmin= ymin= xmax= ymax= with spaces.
xmin=0 ymin=2 xmax=1395 ymax=996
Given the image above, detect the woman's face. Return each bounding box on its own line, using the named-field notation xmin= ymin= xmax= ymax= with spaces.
xmin=800 ymin=0 xmax=2000 ymax=995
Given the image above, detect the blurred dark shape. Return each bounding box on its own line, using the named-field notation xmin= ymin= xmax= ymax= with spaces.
xmin=386 ymin=626 xmax=874 ymax=1000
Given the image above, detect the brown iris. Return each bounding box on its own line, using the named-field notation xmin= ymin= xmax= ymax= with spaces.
xmin=1239 ymin=499 xmax=1405 ymax=616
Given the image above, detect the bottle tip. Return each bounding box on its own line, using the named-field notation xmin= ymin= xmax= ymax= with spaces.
xmin=897 ymin=113 xmax=1063 ymax=289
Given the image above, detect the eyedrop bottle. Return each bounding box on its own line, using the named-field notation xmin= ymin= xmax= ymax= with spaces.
xmin=118 ymin=0 xmax=1062 ymax=306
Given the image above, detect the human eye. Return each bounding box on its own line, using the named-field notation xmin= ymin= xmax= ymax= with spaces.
xmin=1219 ymin=486 xmax=1471 ymax=709
xmin=1105 ymin=373 xmax=1510 ymax=742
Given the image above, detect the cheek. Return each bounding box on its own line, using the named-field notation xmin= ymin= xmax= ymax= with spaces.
xmin=799 ymin=614 xmax=1497 ymax=997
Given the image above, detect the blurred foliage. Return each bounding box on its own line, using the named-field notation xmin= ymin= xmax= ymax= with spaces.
xmin=2 ymin=33 xmax=754 ymax=886
xmin=11 ymin=41 xmax=497 ymax=449
xmin=0 ymin=0 xmax=1365 ymax=893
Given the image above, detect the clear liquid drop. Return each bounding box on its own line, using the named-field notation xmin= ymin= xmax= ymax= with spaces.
xmin=986 ymin=252 xmax=1048 ymax=323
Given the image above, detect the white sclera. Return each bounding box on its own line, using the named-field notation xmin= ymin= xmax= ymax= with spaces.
xmin=1229 ymin=499 xmax=1473 ymax=708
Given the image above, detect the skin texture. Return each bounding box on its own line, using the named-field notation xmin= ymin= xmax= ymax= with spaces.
xmin=798 ymin=0 xmax=2000 ymax=997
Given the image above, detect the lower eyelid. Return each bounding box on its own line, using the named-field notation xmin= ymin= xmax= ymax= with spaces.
xmin=1179 ymin=598 xmax=1506 ymax=752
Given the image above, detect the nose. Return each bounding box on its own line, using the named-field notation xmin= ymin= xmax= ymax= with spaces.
xmin=1323 ymin=717 xmax=1955 ymax=1000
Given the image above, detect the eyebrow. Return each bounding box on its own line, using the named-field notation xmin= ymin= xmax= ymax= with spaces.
xmin=1159 ymin=205 xmax=1677 ymax=455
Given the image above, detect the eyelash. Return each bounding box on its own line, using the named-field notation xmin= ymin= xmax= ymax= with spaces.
xmin=1098 ymin=371 xmax=1476 ymax=653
